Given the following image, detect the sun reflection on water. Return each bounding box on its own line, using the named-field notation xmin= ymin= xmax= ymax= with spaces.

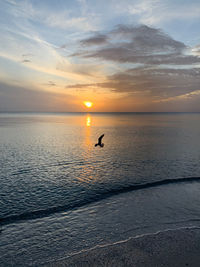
xmin=75 ymin=114 xmax=94 ymax=184
xmin=86 ymin=116 xmax=91 ymax=127
xmin=84 ymin=115 xmax=92 ymax=148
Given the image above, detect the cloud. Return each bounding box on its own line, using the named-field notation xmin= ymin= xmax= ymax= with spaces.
xmin=0 ymin=26 xmax=101 ymax=85
xmin=76 ymin=25 xmax=200 ymax=65
xmin=70 ymin=24 xmax=200 ymax=103
xmin=41 ymin=81 xmax=57 ymax=87
xmin=21 ymin=59 xmax=31 ymax=63
xmin=65 ymin=83 xmax=95 ymax=89
xmin=66 ymin=67 xmax=200 ymax=98
xmin=47 ymin=81 xmax=56 ymax=86
xmin=120 ymin=0 xmax=200 ymax=26
xmin=80 ymin=34 xmax=108 ymax=46
xmin=5 ymin=0 xmax=98 ymax=32
xmin=108 ymin=67 xmax=200 ymax=98
xmin=21 ymin=53 xmax=33 ymax=63
xmin=192 ymin=44 xmax=200 ymax=56
xmin=0 ymin=82 xmax=78 ymax=112
xmin=45 ymin=15 xmax=96 ymax=31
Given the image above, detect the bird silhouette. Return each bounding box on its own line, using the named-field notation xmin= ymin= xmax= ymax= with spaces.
xmin=95 ymin=134 xmax=104 ymax=147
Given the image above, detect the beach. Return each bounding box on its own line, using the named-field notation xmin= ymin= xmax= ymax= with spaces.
xmin=45 ymin=227 xmax=200 ymax=267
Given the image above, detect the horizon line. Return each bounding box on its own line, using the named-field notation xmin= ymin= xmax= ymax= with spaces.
xmin=0 ymin=111 xmax=200 ymax=114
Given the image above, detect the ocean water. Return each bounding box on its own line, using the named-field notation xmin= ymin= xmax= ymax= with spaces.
xmin=0 ymin=112 xmax=200 ymax=266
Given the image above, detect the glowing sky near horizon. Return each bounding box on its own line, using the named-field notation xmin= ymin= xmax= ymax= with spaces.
xmin=0 ymin=0 xmax=200 ymax=112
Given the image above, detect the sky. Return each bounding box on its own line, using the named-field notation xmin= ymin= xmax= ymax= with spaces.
xmin=0 ymin=0 xmax=200 ymax=112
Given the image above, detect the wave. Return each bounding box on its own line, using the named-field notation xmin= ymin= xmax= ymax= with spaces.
xmin=11 ymin=160 xmax=102 ymax=176
xmin=1 ymin=176 xmax=200 ymax=226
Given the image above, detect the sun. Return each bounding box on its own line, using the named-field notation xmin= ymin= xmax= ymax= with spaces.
xmin=83 ymin=101 xmax=93 ymax=108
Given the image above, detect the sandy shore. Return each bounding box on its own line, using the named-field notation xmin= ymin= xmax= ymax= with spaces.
xmin=44 ymin=227 xmax=200 ymax=267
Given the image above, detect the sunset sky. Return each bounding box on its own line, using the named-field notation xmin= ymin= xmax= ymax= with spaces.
xmin=0 ymin=0 xmax=200 ymax=112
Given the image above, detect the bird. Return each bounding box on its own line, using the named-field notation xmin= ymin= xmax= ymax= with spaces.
xmin=95 ymin=134 xmax=104 ymax=147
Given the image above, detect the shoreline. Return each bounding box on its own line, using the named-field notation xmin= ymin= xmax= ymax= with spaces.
xmin=44 ymin=227 xmax=200 ymax=267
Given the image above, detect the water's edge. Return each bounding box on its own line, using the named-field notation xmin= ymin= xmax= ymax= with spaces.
xmin=1 ymin=176 xmax=200 ymax=226
xmin=42 ymin=226 xmax=200 ymax=267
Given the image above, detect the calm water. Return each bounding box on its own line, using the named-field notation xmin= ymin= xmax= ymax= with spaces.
xmin=0 ymin=112 xmax=200 ymax=266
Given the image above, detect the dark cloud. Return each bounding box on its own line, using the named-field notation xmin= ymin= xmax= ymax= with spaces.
xmin=47 ymin=81 xmax=56 ymax=86
xmin=21 ymin=53 xmax=33 ymax=63
xmin=70 ymin=24 xmax=200 ymax=103
xmin=0 ymin=82 xmax=77 ymax=112
xmin=60 ymin=44 xmax=67 ymax=49
xmin=65 ymin=83 xmax=95 ymax=89
xmin=89 ymin=50 xmax=200 ymax=65
xmin=80 ymin=34 xmax=108 ymax=46
xmin=85 ymin=48 xmax=200 ymax=65
xmin=75 ymin=24 xmax=200 ymax=66
xmin=21 ymin=59 xmax=31 ymax=63
xmin=111 ymin=24 xmax=185 ymax=51
xmin=107 ymin=67 xmax=200 ymax=97
xmin=65 ymin=67 xmax=200 ymax=99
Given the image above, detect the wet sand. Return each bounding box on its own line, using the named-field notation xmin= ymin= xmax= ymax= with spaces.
xmin=44 ymin=227 xmax=200 ymax=267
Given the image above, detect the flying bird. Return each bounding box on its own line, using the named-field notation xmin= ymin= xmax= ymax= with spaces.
xmin=95 ymin=134 xmax=104 ymax=147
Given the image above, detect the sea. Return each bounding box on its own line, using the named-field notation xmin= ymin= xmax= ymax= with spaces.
xmin=0 ymin=112 xmax=200 ymax=266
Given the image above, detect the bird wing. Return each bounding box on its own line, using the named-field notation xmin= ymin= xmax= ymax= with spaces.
xmin=98 ymin=134 xmax=104 ymax=144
